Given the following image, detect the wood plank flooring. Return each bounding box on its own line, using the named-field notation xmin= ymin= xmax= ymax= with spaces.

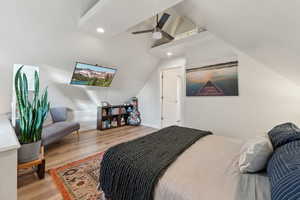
xmin=17 ymin=125 xmax=156 ymax=200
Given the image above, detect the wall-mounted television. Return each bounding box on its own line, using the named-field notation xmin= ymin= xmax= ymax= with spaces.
xmin=70 ymin=62 xmax=117 ymax=87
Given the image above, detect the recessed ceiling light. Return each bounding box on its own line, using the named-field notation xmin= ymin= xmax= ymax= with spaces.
xmin=167 ymin=52 xmax=173 ymax=57
xmin=152 ymin=31 xmax=162 ymax=40
xmin=97 ymin=27 xmax=105 ymax=33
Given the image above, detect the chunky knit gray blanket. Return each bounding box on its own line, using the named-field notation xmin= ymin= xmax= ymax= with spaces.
xmin=99 ymin=126 xmax=212 ymax=200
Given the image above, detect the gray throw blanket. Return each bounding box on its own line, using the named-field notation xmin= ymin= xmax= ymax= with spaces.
xmin=100 ymin=126 xmax=212 ymax=200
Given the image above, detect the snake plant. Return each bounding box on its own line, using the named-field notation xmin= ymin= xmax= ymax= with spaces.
xmin=15 ymin=66 xmax=50 ymax=144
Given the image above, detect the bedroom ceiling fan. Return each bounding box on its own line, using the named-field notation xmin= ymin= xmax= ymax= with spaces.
xmin=132 ymin=13 xmax=174 ymax=41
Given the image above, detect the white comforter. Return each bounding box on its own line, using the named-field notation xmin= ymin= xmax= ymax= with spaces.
xmin=154 ymin=135 xmax=271 ymax=200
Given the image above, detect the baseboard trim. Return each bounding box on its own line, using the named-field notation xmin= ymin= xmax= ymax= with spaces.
xmin=79 ymin=120 xmax=96 ymax=131
xmin=141 ymin=123 xmax=161 ymax=129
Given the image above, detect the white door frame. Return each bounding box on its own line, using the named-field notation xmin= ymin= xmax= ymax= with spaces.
xmin=160 ymin=66 xmax=185 ymax=128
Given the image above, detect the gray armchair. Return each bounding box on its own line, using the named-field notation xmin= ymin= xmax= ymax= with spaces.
xmin=42 ymin=107 xmax=80 ymax=146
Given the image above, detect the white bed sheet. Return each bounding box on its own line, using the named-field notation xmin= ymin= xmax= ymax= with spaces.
xmin=154 ymin=135 xmax=271 ymax=200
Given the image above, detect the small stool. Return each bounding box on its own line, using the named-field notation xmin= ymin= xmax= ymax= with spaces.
xmin=18 ymin=146 xmax=45 ymax=179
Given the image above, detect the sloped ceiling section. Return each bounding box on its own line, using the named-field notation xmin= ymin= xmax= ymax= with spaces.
xmin=175 ymin=0 xmax=300 ymax=85
xmin=0 ymin=0 xmax=159 ymax=114
xmin=79 ymin=0 xmax=184 ymax=38
xmin=81 ymin=0 xmax=99 ymax=16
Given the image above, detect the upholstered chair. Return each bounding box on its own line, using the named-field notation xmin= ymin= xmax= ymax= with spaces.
xmin=42 ymin=107 xmax=80 ymax=146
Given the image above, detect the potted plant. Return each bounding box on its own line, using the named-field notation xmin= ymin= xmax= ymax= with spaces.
xmin=15 ymin=66 xmax=50 ymax=163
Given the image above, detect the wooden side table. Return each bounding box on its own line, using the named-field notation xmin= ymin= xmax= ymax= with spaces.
xmin=18 ymin=146 xmax=45 ymax=179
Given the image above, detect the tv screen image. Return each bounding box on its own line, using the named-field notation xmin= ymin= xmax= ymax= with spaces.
xmin=70 ymin=62 xmax=117 ymax=87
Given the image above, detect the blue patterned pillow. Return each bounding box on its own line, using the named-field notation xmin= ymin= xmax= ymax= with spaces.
xmin=267 ymin=140 xmax=300 ymax=200
xmin=268 ymin=123 xmax=300 ymax=148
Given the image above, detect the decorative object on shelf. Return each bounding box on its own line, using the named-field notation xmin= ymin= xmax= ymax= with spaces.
xmin=101 ymin=101 xmax=111 ymax=107
xmin=120 ymin=117 xmax=126 ymax=126
xmin=186 ymin=61 xmax=239 ymax=96
xmin=131 ymin=97 xmax=139 ymax=108
xmin=111 ymin=108 xmax=120 ymax=115
xmin=102 ymin=120 xmax=111 ymax=129
xmin=15 ymin=66 xmax=50 ymax=163
xmin=120 ymin=107 xmax=127 ymax=114
xmin=111 ymin=118 xmax=118 ymax=128
xmin=102 ymin=109 xmax=107 ymax=117
xmin=127 ymin=97 xmax=141 ymax=126
xmin=127 ymin=107 xmax=133 ymax=113
xmin=123 ymin=101 xmax=131 ymax=106
xmin=108 ymin=108 xmax=112 ymax=116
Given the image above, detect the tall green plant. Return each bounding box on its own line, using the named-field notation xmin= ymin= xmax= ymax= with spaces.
xmin=15 ymin=66 xmax=50 ymax=144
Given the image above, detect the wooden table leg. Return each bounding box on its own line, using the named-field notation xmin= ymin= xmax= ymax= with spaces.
xmin=37 ymin=159 xmax=45 ymax=179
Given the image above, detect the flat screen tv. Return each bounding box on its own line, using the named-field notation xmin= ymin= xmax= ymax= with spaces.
xmin=70 ymin=62 xmax=117 ymax=87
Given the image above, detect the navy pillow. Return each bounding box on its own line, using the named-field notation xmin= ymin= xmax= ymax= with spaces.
xmin=267 ymin=140 xmax=300 ymax=200
xmin=268 ymin=123 xmax=300 ymax=148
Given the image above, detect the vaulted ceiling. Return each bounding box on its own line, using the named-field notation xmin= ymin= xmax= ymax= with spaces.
xmin=174 ymin=0 xmax=300 ymax=85
xmin=0 ymin=0 xmax=299 ymax=114
xmin=81 ymin=0 xmax=300 ymax=86
xmin=0 ymin=0 xmax=161 ymax=112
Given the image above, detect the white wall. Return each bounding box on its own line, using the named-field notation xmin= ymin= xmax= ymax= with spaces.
xmin=138 ymin=58 xmax=187 ymax=129
xmin=138 ymin=36 xmax=300 ymax=139
xmin=176 ymin=0 xmax=300 ymax=86
xmin=0 ymin=0 xmax=158 ymax=129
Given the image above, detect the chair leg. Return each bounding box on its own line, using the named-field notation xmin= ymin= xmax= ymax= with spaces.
xmin=76 ymin=130 xmax=80 ymax=140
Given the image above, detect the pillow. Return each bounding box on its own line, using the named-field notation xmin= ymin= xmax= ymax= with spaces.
xmin=268 ymin=122 xmax=300 ymax=148
xmin=50 ymin=107 xmax=67 ymax=123
xmin=267 ymin=140 xmax=300 ymax=200
xmin=239 ymin=136 xmax=273 ymax=173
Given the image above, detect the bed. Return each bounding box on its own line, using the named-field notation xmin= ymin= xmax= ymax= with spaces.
xmin=100 ymin=126 xmax=271 ymax=200
xmin=153 ymin=135 xmax=270 ymax=200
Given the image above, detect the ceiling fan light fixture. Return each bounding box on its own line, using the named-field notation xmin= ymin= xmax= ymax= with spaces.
xmin=152 ymin=31 xmax=162 ymax=40
xmin=167 ymin=52 xmax=173 ymax=57
xmin=97 ymin=27 xmax=105 ymax=33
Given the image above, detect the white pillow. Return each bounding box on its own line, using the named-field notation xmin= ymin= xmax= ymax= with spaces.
xmin=239 ymin=136 xmax=273 ymax=173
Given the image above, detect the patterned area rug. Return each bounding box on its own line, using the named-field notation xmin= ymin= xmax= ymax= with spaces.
xmin=50 ymin=153 xmax=104 ymax=200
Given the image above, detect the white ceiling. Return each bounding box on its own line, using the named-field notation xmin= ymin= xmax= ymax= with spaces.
xmin=149 ymin=31 xmax=212 ymax=58
xmin=1 ymin=0 xmax=299 ymax=113
xmin=175 ymin=0 xmax=300 ymax=85
xmin=79 ymin=0 xmax=184 ymax=38
xmin=80 ymin=0 xmax=300 ymax=87
xmin=0 ymin=0 xmax=160 ymax=113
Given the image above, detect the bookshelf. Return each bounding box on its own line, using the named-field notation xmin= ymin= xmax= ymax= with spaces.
xmin=97 ymin=104 xmax=134 ymax=130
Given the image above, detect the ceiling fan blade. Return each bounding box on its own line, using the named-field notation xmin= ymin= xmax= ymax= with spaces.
xmin=157 ymin=13 xmax=170 ymax=29
xmin=161 ymin=30 xmax=174 ymax=40
xmin=132 ymin=29 xmax=154 ymax=34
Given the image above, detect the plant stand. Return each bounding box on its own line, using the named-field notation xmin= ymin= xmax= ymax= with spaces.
xmin=18 ymin=146 xmax=45 ymax=179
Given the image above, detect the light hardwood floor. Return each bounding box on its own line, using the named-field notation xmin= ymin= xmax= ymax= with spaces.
xmin=17 ymin=125 xmax=156 ymax=200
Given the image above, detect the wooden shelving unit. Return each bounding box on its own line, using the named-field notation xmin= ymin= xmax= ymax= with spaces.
xmin=97 ymin=105 xmax=134 ymax=130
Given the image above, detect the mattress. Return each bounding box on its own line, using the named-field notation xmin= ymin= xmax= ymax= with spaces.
xmin=154 ymin=135 xmax=271 ymax=200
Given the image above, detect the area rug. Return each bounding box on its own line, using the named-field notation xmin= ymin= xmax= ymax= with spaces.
xmin=50 ymin=152 xmax=104 ymax=200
